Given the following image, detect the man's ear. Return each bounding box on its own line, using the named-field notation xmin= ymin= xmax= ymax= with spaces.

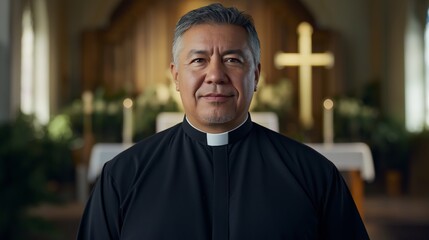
xmin=254 ymin=63 xmax=261 ymax=92
xmin=170 ymin=63 xmax=179 ymax=91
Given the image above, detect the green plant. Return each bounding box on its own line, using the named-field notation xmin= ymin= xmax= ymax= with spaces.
xmin=334 ymin=97 xmax=411 ymax=171
xmin=0 ymin=113 xmax=74 ymax=239
xmin=62 ymin=85 xmax=181 ymax=143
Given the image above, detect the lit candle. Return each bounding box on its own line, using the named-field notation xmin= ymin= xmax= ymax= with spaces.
xmin=323 ymin=99 xmax=334 ymax=144
xmin=82 ymin=91 xmax=93 ymax=114
xmin=79 ymin=91 xmax=93 ymax=203
xmin=82 ymin=91 xmax=93 ymax=133
xmin=122 ymin=98 xmax=133 ymax=144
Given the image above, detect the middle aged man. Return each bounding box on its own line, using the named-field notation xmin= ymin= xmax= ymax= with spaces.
xmin=77 ymin=3 xmax=369 ymax=240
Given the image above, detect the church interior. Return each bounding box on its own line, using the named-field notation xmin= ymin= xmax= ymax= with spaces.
xmin=1 ymin=0 xmax=429 ymax=239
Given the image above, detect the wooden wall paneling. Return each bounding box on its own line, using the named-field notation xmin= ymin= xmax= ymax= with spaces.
xmin=135 ymin=14 xmax=147 ymax=94
xmin=81 ymin=30 xmax=101 ymax=91
xmin=260 ymin=0 xmax=341 ymax=141
xmin=80 ymin=0 xmax=342 ymax=141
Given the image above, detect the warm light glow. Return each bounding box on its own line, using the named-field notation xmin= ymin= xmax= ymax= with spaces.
xmin=274 ymin=22 xmax=334 ymax=129
xmin=323 ymin=99 xmax=334 ymax=110
xmin=123 ymin=98 xmax=133 ymax=108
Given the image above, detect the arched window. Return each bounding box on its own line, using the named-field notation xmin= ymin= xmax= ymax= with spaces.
xmin=20 ymin=6 xmax=34 ymax=116
xmin=405 ymin=5 xmax=427 ymax=132
xmin=19 ymin=0 xmax=50 ymax=124
xmin=425 ymin=9 xmax=429 ymax=128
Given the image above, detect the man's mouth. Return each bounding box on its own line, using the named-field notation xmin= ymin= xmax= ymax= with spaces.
xmin=201 ymin=93 xmax=233 ymax=102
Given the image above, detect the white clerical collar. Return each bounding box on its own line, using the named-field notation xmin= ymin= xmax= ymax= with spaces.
xmin=206 ymin=132 xmax=228 ymax=146
xmin=185 ymin=115 xmax=248 ymax=146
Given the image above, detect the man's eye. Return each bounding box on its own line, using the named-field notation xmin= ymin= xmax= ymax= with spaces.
xmin=225 ymin=58 xmax=241 ymax=63
xmin=191 ymin=58 xmax=205 ymax=63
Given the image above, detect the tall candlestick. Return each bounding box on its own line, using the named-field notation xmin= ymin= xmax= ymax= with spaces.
xmin=122 ymin=98 xmax=133 ymax=144
xmin=79 ymin=91 xmax=93 ymax=203
xmin=82 ymin=91 xmax=93 ymax=114
xmin=82 ymin=91 xmax=93 ymax=133
xmin=323 ymin=99 xmax=334 ymax=144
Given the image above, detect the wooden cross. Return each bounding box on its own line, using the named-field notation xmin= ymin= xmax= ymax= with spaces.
xmin=275 ymin=22 xmax=334 ymax=129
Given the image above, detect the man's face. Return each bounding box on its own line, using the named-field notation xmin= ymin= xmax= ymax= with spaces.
xmin=170 ymin=24 xmax=260 ymax=133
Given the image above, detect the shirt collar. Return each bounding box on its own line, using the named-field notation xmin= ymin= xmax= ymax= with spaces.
xmin=182 ymin=114 xmax=253 ymax=146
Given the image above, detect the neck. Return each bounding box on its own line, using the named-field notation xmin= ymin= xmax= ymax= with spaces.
xmin=185 ymin=115 xmax=248 ymax=134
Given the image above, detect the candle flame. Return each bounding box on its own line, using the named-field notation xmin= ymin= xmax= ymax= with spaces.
xmin=323 ymin=99 xmax=334 ymax=110
xmin=123 ymin=98 xmax=133 ymax=108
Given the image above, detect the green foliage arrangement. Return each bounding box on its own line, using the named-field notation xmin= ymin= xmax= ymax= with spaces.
xmin=61 ymin=85 xmax=181 ymax=143
xmin=334 ymin=97 xmax=411 ymax=170
xmin=0 ymin=113 xmax=74 ymax=239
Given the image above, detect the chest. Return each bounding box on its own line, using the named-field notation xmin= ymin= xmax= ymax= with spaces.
xmin=118 ymin=145 xmax=320 ymax=239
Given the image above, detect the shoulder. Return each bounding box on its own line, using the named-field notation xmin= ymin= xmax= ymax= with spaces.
xmin=251 ymin=122 xmax=338 ymax=174
xmin=251 ymin=123 xmax=345 ymax=206
xmin=101 ymin=124 xmax=182 ymax=190
xmin=251 ymin=123 xmax=326 ymax=157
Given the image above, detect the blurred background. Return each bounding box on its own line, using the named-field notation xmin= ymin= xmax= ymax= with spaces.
xmin=1 ymin=0 xmax=429 ymax=239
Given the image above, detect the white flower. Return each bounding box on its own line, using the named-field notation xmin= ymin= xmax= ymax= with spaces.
xmin=337 ymin=98 xmax=361 ymax=117
xmin=254 ymin=77 xmax=292 ymax=111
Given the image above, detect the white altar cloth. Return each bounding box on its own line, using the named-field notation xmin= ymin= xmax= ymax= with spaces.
xmin=306 ymin=143 xmax=375 ymax=182
xmin=88 ymin=143 xmax=133 ymax=182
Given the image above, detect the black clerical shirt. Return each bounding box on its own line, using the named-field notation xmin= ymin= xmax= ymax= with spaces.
xmin=77 ymin=115 xmax=369 ymax=239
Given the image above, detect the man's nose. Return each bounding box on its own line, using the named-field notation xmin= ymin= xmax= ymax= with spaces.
xmin=205 ymin=60 xmax=227 ymax=84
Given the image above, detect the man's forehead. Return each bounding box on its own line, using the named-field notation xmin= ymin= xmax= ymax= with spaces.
xmin=182 ymin=24 xmax=247 ymax=42
xmin=180 ymin=24 xmax=251 ymax=53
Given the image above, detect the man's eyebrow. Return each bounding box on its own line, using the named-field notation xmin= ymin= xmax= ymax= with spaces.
xmin=223 ymin=49 xmax=245 ymax=56
xmin=186 ymin=49 xmax=208 ymax=59
xmin=185 ymin=49 xmax=246 ymax=59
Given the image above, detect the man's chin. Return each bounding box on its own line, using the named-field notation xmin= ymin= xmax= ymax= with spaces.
xmin=202 ymin=114 xmax=234 ymax=125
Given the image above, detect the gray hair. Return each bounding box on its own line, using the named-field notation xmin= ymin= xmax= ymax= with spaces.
xmin=172 ymin=3 xmax=261 ymax=66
